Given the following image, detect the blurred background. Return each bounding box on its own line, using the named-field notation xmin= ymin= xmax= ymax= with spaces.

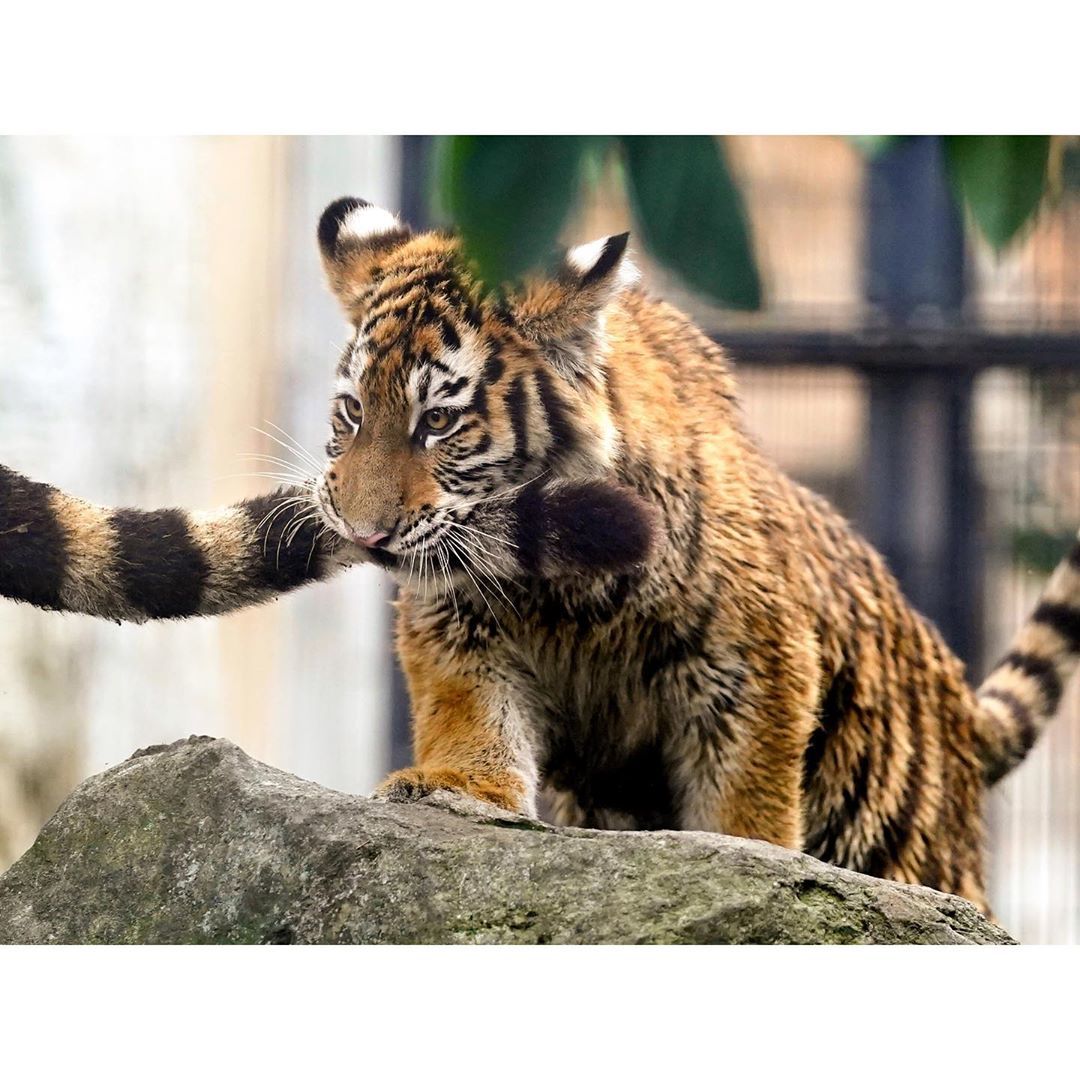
xmin=0 ymin=135 xmax=1078 ymax=942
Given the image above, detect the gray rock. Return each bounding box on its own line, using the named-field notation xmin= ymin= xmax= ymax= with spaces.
xmin=0 ymin=736 xmax=1015 ymax=944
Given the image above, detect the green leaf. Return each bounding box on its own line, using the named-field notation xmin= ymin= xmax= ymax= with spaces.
xmin=847 ymin=135 xmax=908 ymax=160
xmin=1010 ymin=526 xmax=1079 ymax=576
xmin=944 ymin=136 xmax=1051 ymax=250
xmin=433 ymin=136 xmax=588 ymax=288
xmin=621 ymin=136 xmax=761 ymax=311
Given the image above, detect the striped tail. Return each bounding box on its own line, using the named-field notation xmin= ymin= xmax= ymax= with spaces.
xmin=0 ymin=464 xmax=354 ymax=623
xmin=975 ymin=531 xmax=1080 ymax=785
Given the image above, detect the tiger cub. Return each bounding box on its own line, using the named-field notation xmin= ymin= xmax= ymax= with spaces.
xmin=3 ymin=195 xmax=1079 ymax=914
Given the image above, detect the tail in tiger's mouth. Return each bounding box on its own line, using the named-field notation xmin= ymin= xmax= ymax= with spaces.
xmin=0 ymin=464 xmax=658 ymax=623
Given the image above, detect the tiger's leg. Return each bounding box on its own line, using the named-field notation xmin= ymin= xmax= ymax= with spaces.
xmin=667 ymin=657 xmax=819 ymax=850
xmin=670 ymin=717 xmax=811 ymax=849
xmin=374 ymin=632 xmax=538 ymax=815
xmin=543 ymin=786 xmax=588 ymax=827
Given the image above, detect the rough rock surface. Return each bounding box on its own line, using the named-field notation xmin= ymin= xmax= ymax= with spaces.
xmin=0 ymin=736 xmax=1014 ymax=944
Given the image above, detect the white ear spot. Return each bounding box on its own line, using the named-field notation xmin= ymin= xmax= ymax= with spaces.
xmin=567 ymin=234 xmax=639 ymax=292
xmin=567 ymin=237 xmax=609 ymax=275
xmin=340 ymin=204 xmax=402 ymax=243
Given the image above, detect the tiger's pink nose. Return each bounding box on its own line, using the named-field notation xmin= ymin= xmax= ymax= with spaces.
xmin=359 ymin=530 xmax=390 ymax=549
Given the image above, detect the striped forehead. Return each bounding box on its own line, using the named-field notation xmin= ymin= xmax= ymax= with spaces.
xmin=407 ymin=327 xmax=487 ymax=408
xmin=344 ymin=335 xmax=373 ymax=379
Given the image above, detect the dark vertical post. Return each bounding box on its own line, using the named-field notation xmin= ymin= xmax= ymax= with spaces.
xmin=860 ymin=136 xmax=983 ymax=668
xmin=399 ymin=136 xmax=434 ymax=229
xmin=385 ymin=136 xmax=436 ymax=770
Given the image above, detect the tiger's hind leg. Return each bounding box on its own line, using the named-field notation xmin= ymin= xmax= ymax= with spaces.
xmin=667 ymin=701 xmax=815 ymax=851
xmin=666 ymin=638 xmax=820 ymax=850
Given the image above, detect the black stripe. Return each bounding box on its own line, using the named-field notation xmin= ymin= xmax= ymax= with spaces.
xmin=506 ymin=375 xmax=530 ymax=462
xmin=243 ymin=493 xmax=330 ymax=591
xmin=483 ymin=353 xmax=505 ymax=384
xmin=460 ymin=300 xmax=485 ymax=331
xmin=399 ymin=270 xmax=455 ymax=299
xmin=641 ymin=615 xmax=709 ymax=689
xmin=110 ymin=508 xmax=209 ymax=618
xmin=361 ymin=288 xmax=428 ymax=339
xmin=678 ymin=454 xmax=707 ymax=571
xmin=811 ymin=747 xmax=872 ymax=867
xmin=466 ymin=379 xmax=488 ymax=420
xmin=864 ymin=677 xmax=925 ymax=879
xmin=0 ymin=465 xmax=68 ymax=610
xmin=448 ymin=460 xmax=509 ymax=485
xmin=438 ymin=319 xmax=461 ymax=352
xmin=416 ymin=367 xmax=432 ymax=402
xmin=1032 ymin=601 xmax=1080 ymax=653
xmin=434 ymin=375 xmax=468 ymax=399
xmin=980 ymin=687 xmax=1039 ymax=755
xmin=804 ymin=666 xmax=853 ymax=789
xmin=533 ymin=368 xmax=577 ymax=462
xmin=998 ymin=649 xmax=1063 ymax=712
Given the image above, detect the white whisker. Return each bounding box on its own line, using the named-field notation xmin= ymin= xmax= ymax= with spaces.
xmin=445 ymin=531 xmax=502 ymax=628
xmin=446 ymin=528 xmax=519 ymax=616
xmin=252 ymin=424 xmax=322 ymax=472
xmin=444 ymin=517 xmax=518 ymax=551
xmin=220 ymin=471 xmax=315 ymax=488
xmin=260 ymin=419 xmax=323 ymax=468
xmin=436 ymin=539 xmax=460 ymax=625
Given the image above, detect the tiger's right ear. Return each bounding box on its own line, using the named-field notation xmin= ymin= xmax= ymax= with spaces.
xmin=317 ymin=197 xmax=412 ymax=316
xmin=508 ymin=231 xmax=638 ymax=379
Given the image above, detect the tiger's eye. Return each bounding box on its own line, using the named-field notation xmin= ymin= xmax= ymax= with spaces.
xmin=342 ymin=396 xmax=363 ymax=426
xmin=424 ymin=408 xmax=451 ymax=432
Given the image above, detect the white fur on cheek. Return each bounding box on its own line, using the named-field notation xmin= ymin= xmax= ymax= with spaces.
xmin=340 ymin=204 xmax=401 ymax=242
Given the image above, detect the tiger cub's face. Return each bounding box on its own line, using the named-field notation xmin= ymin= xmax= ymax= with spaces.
xmin=313 ymin=198 xmax=637 ymax=583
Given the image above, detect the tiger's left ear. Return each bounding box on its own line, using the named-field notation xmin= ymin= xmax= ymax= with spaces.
xmin=510 ymin=232 xmax=638 ymax=378
xmin=318 ymin=197 xmax=412 ymax=320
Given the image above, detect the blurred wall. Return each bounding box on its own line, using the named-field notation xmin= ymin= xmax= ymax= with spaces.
xmin=0 ymin=136 xmax=399 ymax=868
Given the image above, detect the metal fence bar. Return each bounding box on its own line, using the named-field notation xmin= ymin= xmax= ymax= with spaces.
xmin=852 ymin=137 xmax=983 ymax=666
xmin=717 ymin=334 xmax=1080 ymax=371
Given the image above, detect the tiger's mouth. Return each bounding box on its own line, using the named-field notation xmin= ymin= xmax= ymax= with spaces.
xmin=314 ymin=489 xmax=402 ymax=571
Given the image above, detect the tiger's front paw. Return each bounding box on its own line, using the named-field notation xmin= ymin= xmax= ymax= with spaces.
xmin=372 ymin=766 xmax=526 ymax=813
